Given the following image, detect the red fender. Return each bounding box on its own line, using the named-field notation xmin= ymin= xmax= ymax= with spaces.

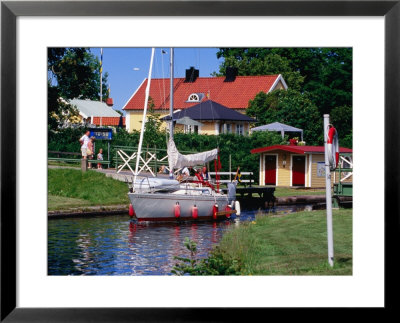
xmin=129 ymin=204 xmax=135 ymax=217
xmin=212 ymin=204 xmax=219 ymax=220
xmin=192 ymin=205 xmax=198 ymax=219
xmin=174 ymin=203 xmax=181 ymax=218
xmin=225 ymin=204 xmax=231 ymax=219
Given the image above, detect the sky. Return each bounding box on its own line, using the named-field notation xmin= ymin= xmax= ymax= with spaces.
xmin=89 ymin=48 xmax=224 ymax=115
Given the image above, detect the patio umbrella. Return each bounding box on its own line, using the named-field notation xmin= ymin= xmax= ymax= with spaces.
xmin=175 ymin=116 xmax=203 ymax=127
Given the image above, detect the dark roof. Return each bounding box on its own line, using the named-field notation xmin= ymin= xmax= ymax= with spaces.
xmin=161 ymin=100 xmax=257 ymax=122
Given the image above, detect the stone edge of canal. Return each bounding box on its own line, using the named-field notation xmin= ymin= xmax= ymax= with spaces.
xmin=48 ymin=205 xmax=129 ymax=219
xmin=48 ymin=195 xmax=350 ymax=219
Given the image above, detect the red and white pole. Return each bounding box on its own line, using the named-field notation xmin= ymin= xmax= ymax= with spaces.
xmin=324 ymin=114 xmax=335 ymax=267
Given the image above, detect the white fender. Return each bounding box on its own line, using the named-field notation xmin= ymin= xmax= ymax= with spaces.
xmin=235 ymin=200 xmax=241 ymax=216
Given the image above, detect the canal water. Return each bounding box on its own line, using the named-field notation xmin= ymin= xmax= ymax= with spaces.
xmin=48 ymin=205 xmax=313 ymax=276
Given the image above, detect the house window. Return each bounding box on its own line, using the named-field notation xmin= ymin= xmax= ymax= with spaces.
xmin=184 ymin=125 xmax=199 ymax=134
xmin=226 ymin=124 xmax=232 ymax=134
xmin=187 ymin=93 xmax=200 ymax=102
xmin=236 ymin=124 xmax=244 ymax=135
xmin=184 ymin=125 xmax=191 ymax=133
xmin=186 ymin=93 xmax=205 ymax=103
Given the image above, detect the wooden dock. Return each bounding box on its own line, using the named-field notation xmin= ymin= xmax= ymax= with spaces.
xmin=221 ymin=186 xmax=275 ymax=198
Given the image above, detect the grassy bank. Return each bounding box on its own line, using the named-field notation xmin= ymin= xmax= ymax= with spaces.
xmin=48 ymin=168 xmax=130 ymax=210
xmin=274 ymin=187 xmax=325 ymax=197
xmin=218 ymin=209 xmax=352 ymax=275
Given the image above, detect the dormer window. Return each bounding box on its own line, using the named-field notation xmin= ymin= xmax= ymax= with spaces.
xmin=188 ymin=93 xmax=199 ymax=102
xmin=186 ymin=93 xmax=205 ymax=103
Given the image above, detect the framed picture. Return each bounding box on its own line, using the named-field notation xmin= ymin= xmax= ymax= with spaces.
xmin=1 ymin=0 xmax=397 ymax=320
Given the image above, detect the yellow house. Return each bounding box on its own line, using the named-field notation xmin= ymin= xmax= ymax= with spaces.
xmin=251 ymin=145 xmax=353 ymax=188
xmin=160 ymin=100 xmax=256 ymax=135
xmin=122 ymin=67 xmax=287 ymax=133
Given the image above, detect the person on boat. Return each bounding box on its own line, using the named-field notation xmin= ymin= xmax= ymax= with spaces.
xmin=177 ymin=166 xmax=190 ymax=182
xmin=193 ymin=168 xmax=215 ymax=191
xmin=201 ymin=166 xmax=209 ymax=181
xmin=158 ymin=165 xmax=166 ymax=174
xmin=182 ymin=166 xmax=190 ymax=177
xmin=194 ymin=168 xmax=203 ymax=181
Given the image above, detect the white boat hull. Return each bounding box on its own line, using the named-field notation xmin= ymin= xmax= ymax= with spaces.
xmin=128 ymin=191 xmax=230 ymax=221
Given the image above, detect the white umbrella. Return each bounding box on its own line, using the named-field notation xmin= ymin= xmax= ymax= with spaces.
xmin=175 ymin=116 xmax=203 ymax=127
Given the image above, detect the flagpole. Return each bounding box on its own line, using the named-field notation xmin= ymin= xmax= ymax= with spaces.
xmin=100 ymin=48 xmax=103 ymax=102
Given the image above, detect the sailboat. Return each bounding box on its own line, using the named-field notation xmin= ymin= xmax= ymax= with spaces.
xmin=127 ymin=48 xmax=236 ymax=221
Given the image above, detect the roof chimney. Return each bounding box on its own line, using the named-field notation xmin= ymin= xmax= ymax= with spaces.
xmin=106 ymin=98 xmax=114 ymax=106
xmin=224 ymin=67 xmax=238 ymax=82
xmin=185 ymin=66 xmax=199 ymax=83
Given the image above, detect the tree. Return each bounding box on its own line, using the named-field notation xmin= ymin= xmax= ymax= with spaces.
xmin=216 ymin=47 xmax=352 ymax=143
xmin=330 ymin=105 xmax=352 ymax=147
xmin=247 ymin=89 xmax=322 ymax=145
xmin=214 ymin=53 xmax=304 ymax=91
xmin=216 ymin=47 xmax=352 ymax=114
xmin=48 ymin=48 xmax=109 ymax=129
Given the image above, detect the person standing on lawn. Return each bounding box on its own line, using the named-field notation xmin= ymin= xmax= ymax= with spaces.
xmin=79 ymin=130 xmax=90 ymax=159
xmin=97 ymin=148 xmax=104 ymax=169
xmin=87 ymin=136 xmax=95 ymax=168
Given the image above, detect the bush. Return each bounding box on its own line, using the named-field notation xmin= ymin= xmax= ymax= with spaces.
xmin=171 ymin=237 xmax=241 ymax=275
xmin=48 ymin=127 xmax=283 ymax=184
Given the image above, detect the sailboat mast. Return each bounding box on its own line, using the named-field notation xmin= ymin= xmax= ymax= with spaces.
xmin=134 ymin=47 xmax=155 ymax=182
xmin=168 ymin=48 xmax=175 ymax=179
xmin=169 ymin=47 xmax=174 ymax=140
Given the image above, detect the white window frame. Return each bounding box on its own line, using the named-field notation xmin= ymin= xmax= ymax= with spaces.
xmin=187 ymin=93 xmax=200 ymax=102
xmin=236 ymin=123 xmax=244 ymax=136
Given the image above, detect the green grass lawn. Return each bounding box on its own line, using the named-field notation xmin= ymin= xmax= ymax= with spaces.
xmin=48 ymin=161 xmax=80 ymax=168
xmin=218 ymin=209 xmax=352 ymax=275
xmin=274 ymin=187 xmax=326 ymax=197
xmin=48 ymin=168 xmax=130 ymax=210
xmin=48 ymin=195 xmax=92 ymax=210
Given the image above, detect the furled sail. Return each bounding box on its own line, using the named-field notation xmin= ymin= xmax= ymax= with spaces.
xmin=168 ymin=138 xmax=218 ymax=170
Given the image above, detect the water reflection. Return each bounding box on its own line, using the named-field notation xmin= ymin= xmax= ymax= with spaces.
xmin=48 ymin=204 xmax=314 ymax=275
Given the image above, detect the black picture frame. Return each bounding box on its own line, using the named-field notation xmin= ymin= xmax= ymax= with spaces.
xmin=1 ymin=1 xmax=397 ymax=321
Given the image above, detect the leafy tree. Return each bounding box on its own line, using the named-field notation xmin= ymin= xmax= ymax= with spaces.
xmin=247 ymin=89 xmax=322 ymax=145
xmin=143 ymin=113 xmax=166 ymax=148
xmin=216 ymin=47 xmax=352 ymax=143
xmin=48 ymin=48 xmax=109 ymax=129
xmin=214 ymin=53 xmax=304 ymax=91
xmin=330 ymin=105 xmax=352 ymax=147
xmin=217 ymin=48 xmax=352 ymax=111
